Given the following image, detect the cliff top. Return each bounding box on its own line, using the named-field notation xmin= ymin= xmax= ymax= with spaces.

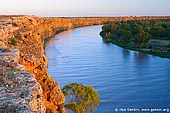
xmin=1 ymin=15 xmax=170 ymax=113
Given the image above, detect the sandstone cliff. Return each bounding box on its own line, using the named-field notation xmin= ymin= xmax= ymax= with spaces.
xmin=0 ymin=15 xmax=170 ymax=113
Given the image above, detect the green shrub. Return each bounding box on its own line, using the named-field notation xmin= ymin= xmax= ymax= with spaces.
xmin=9 ymin=38 xmax=17 ymax=46
xmin=62 ymin=83 xmax=100 ymax=113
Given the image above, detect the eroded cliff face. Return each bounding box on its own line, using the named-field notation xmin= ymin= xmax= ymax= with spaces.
xmin=0 ymin=47 xmax=46 ymax=113
xmin=0 ymin=16 xmax=66 ymax=113
xmin=0 ymin=15 xmax=170 ymax=113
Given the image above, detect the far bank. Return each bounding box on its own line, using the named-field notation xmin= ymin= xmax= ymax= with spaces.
xmin=100 ymin=19 xmax=170 ymax=58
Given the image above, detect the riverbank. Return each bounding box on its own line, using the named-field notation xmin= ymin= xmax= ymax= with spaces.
xmin=1 ymin=15 xmax=170 ymax=112
xmin=100 ymin=20 xmax=170 ymax=58
xmin=45 ymin=25 xmax=170 ymax=113
xmin=105 ymin=39 xmax=170 ymax=58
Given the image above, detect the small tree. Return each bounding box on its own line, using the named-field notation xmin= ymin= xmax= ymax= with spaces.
xmin=135 ymin=30 xmax=151 ymax=46
xmin=102 ymin=24 xmax=112 ymax=32
xmin=62 ymin=83 xmax=100 ymax=113
xmin=111 ymin=23 xmax=118 ymax=32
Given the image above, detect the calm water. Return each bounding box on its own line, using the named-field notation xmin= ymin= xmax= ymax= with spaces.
xmin=45 ymin=25 xmax=170 ymax=113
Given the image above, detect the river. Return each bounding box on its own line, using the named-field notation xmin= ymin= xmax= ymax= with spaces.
xmin=45 ymin=25 xmax=170 ymax=113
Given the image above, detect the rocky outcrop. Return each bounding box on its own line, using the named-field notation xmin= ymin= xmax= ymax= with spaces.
xmin=0 ymin=16 xmax=66 ymax=113
xmin=0 ymin=47 xmax=46 ymax=112
xmin=0 ymin=15 xmax=170 ymax=113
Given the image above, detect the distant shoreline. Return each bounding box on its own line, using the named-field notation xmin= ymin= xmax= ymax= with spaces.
xmin=1 ymin=15 xmax=170 ymax=113
xmin=100 ymin=19 xmax=170 ymax=58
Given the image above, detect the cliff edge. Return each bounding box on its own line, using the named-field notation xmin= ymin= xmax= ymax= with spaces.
xmin=0 ymin=47 xmax=46 ymax=112
xmin=0 ymin=15 xmax=170 ymax=113
xmin=0 ymin=16 xmax=66 ymax=113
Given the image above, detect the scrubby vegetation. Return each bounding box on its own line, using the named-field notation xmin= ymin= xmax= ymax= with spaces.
xmin=8 ymin=38 xmax=17 ymax=46
xmin=62 ymin=83 xmax=100 ymax=113
xmin=100 ymin=20 xmax=170 ymax=58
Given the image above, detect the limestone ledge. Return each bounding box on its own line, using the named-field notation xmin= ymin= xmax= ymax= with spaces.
xmin=0 ymin=47 xmax=46 ymax=113
xmin=0 ymin=15 xmax=170 ymax=113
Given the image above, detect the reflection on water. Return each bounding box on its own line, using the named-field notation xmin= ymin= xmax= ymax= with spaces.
xmin=134 ymin=52 xmax=149 ymax=65
xmin=122 ymin=49 xmax=130 ymax=59
xmin=45 ymin=25 xmax=170 ymax=113
xmin=134 ymin=52 xmax=148 ymax=60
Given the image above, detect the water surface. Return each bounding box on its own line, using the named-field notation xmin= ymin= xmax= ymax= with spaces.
xmin=45 ymin=25 xmax=170 ymax=113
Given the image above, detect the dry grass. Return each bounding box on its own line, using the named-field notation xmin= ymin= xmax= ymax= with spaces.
xmin=149 ymin=39 xmax=170 ymax=46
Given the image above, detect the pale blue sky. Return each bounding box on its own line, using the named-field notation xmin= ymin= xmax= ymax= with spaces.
xmin=0 ymin=0 xmax=170 ymax=17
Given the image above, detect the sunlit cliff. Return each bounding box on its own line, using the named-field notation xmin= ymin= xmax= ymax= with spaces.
xmin=0 ymin=15 xmax=170 ymax=113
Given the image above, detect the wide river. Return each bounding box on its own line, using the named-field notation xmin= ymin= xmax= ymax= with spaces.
xmin=45 ymin=25 xmax=170 ymax=113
